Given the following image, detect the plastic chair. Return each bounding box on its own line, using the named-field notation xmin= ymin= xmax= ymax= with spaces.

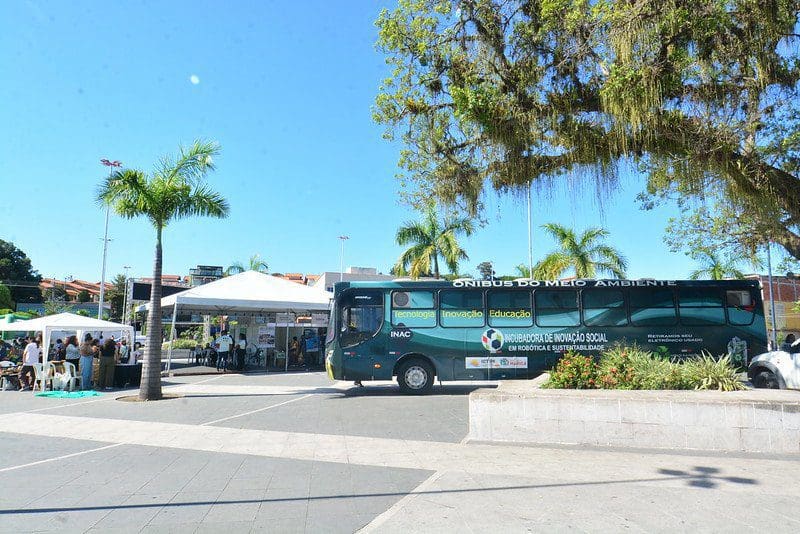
xmin=61 ymin=362 xmax=82 ymax=391
xmin=32 ymin=363 xmax=54 ymax=392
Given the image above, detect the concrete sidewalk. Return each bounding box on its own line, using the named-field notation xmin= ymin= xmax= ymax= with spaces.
xmin=1 ymin=373 xmax=798 ymax=532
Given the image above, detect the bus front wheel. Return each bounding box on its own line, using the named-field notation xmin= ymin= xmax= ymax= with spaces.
xmin=397 ymin=358 xmax=434 ymax=395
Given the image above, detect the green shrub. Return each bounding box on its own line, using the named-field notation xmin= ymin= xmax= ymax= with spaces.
xmin=629 ymin=352 xmax=691 ymax=390
xmin=543 ymin=350 xmax=597 ymax=389
xmin=596 ymin=344 xmax=639 ymax=389
xmin=681 ymin=353 xmax=746 ymax=391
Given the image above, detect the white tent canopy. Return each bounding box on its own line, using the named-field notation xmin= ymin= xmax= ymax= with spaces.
xmin=143 ymin=270 xmax=332 ymax=313
xmin=0 ymin=312 xmax=135 ymax=368
xmin=139 ymin=271 xmax=332 ymax=372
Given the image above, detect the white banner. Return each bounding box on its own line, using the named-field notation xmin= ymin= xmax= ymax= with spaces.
xmin=257 ymin=325 xmax=276 ymax=348
xmin=465 ymin=356 xmax=528 ymax=369
xmin=311 ymin=313 xmax=329 ymax=325
xmin=276 ymin=312 xmax=295 ymax=324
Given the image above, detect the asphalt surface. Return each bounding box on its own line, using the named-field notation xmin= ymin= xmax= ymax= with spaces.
xmin=1 ymin=371 xmax=799 ymax=533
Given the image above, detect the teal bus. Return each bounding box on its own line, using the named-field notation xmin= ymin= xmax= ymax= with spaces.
xmin=325 ymin=279 xmax=767 ymax=394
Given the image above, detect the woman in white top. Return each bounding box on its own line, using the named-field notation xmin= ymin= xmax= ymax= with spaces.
xmin=18 ymin=336 xmax=41 ymax=390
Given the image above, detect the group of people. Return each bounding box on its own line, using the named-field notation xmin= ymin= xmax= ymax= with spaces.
xmin=0 ymin=333 xmax=142 ymax=391
xmin=191 ymin=330 xmax=248 ymax=372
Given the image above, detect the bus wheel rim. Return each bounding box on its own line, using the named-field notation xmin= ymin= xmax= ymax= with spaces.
xmin=405 ymin=366 xmax=427 ymax=388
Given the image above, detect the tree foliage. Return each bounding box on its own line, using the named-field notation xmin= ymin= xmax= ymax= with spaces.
xmin=105 ymin=274 xmax=127 ymax=322
xmin=375 ymin=0 xmax=800 ymax=257
xmin=688 ymin=249 xmax=746 ymax=279
xmin=226 ymin=254 xmax=269 ymax=275
xmin=476 ymin=260 xmax=494 ymax=279
xmin=97 ymin=140 xmax=229 ymax=401
xmin=533 ymin=223 xmax=627 ymax=279
xmin=0 ymin=283 xmax=13 ymax=310
xmin=394 ymin=205 xmax=474 ymax=278
xmin=0 ymin=239 xmax=42 ymax=303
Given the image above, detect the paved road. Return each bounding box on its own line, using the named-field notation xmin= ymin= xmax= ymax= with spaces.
xmin=1 ymin=372 xmax=799 ymax=533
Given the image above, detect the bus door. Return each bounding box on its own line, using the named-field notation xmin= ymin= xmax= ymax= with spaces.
xmin=338 ymin=290 xmax=384 ymax=380
xmin=440 ymin=289 xmax=509 ymax=380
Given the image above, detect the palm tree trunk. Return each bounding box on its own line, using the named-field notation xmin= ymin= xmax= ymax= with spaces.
xmin=433 ymin=253 xmax=440 ymax=279
xmin=140 ymin=225 xmax=163 ymax=400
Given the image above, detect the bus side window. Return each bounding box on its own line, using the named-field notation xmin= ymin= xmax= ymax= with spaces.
xmin=535 ymin=290 xmax=579 ymax=327
xmin=391 ymin=291 xmax=436 ymax=327
xmin=630 ymin=288 xmax=677 ymax=326
xmin=678 ymin=288 xmax=725 ymax=325
xmin=439 ymin=290 xmax=485 ymax=327
xmin=726 ymin=290 xmax=756 ymax=326
xmin=488 ymin=290 xmax=533 ymax=327
xmin=582 ymin=290 xmax=628 ymax=326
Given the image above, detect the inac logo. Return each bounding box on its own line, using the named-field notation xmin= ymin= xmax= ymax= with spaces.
xmin=390 ymin=324 xmax=413 ymax=341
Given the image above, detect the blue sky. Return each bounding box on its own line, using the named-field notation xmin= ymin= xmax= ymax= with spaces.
xmin=0 ymin=0 xmax=726 ymax=283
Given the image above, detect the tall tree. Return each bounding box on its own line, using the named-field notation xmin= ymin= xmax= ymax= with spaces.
xmin=226 ymin=254 xmax=269 ymax=275
xmin=534 ymin=223 xmax=627 ymax=280
xmin=476 ymin=261 xmax=494 ymax=280
xmin=98 ymin=140 xmax=229 ymax=401
xmin=0 ymin=283 xmax=13 ymax=310
xmin=394 ymin=206 xmax=474 ymax=278
xmin=375 ymin=1 xmax=800 ymax=258
xmin=0 ymin=239 xmax=42 ymax=303
xmin=689 ymin=250 xmax=746 ymax=280
xmin=105 ymin=274 xmax=127 ymax=322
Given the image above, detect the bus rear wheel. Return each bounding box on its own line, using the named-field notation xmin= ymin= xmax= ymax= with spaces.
xmin=397 ymin=358 xmax=434 ymax=395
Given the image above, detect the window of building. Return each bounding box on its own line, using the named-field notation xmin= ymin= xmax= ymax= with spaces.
xmin=487 ymin=290 xmax=533 ymax=327
xmin=535 ymin=290 xmax=580 ymax=327
xmin=439 ymin=290 xmax=485 ymax=327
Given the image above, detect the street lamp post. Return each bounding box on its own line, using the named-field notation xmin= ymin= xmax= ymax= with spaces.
xmin=527 ymin=182 xmax=534 ymax=279
xmin=98 ymin=158 xmax=122 ymax=319
xmin=338 ymin=235 xmax=349 ymax=283
xmin=766 ymin=241 xmax=778 ymax=349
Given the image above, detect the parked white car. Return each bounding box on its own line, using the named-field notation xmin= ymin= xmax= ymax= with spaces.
xmin=748 ymin=350 xmax=800 ymax=389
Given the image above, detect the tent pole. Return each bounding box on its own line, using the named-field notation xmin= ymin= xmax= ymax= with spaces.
xmin=42 ymin=326 xmax=51 ymax=392
xmin=166 ymin=300 xmax=178 ymax=373
xmin=285 ymin=321 xmax=289 ymax=372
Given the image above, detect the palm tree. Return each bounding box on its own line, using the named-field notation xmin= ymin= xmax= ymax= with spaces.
xmin=689 ymin=250 xmax=745 ymax=280
xmin=97 ymin=140 xmax=229 ymax=401
xmin=394 ymin=206 xmax=474 ymax=279
xmin=226 ymin=254 xmax=269 ymax=275
xmin=515 ymin=264 xmax=532 ymax=278
xmin=534 ymin=223 xmax=627 ymax=280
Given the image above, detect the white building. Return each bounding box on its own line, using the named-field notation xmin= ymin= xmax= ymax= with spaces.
xmin=312 ymin=267 xmax=393 ymax=293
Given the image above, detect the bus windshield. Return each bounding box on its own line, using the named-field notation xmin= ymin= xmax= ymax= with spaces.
xmin=336 ymin=290 xmax=384 ymax=348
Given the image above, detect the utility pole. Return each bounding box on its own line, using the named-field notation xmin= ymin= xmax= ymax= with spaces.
xmin=122 ymin=266 xmax=131 ymax=324
xmin=98 ymin=158 xmax=122 ymax=319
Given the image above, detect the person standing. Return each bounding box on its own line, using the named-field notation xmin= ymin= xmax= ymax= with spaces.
xmin=236 ymin=333 xmax=247 ymax=371
xmin=215 ymin=330 xmax=233 ymax=372
xmin=98 ymin=338 xmax=117 ymax=390
xmin=117 ymin=339 xmax=130 ymax=364
xmin=18 ymin=336 xmax=41 ymax=390
xmin=64 ymin=336 xmax=80 ymax=368
xmin=78 ymin=334 xmax=95 ymax=390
